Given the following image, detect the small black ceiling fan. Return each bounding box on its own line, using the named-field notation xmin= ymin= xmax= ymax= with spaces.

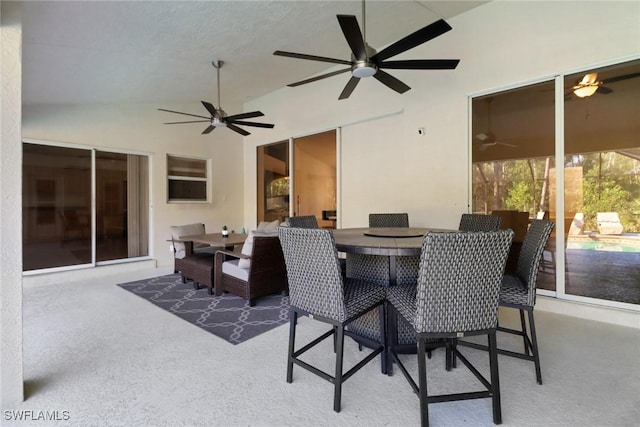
xmin=570 ymin=71 xmax=640 ymax=98
xmin=273 ymin=0 xmax=460 ymax=100
xmin=158 ymin=61 xmax=274 ymax=136
xmin=475 ymin=98 xmax=516 ymax=151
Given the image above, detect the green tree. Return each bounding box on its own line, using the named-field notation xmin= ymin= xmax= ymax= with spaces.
xmin=505 ymin=181 xmax=534 ymax=212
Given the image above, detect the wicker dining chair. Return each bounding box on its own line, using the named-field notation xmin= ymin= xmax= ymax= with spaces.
xmin=346 ymin=212 xmax=418 ymax=371
xmin=369 ymin=213 xmax=409 ymax=228
xmin=287 ymin=215 xmax=319 ymax=228
xmin=277 ymin=227 xmax=387 ymax=413
xmin=458 ymin=213 xmax=502 ymax=231
xmin=386 ymin=229 xmax=513 ymax=427
xmin=347 ymin=212 xmax=417 ymax=285
xmin=459 ymin=220 xmax=554 ymax=385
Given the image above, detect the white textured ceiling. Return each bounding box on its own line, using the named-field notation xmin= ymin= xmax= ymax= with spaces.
xmin=21 ymin=0 xmax=487 ymax=107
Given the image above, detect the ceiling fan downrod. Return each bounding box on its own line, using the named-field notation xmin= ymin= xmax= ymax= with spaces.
xmin=352 ymin=0 xmax=378 ymax=78
xmin=211 ymin=60 xmax=226 ymax=123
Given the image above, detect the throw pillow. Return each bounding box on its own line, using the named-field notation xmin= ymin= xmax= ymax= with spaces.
xmin=237 ymin=229 xmax=278 ymax=269
xmin=257 ymin=220 xmax=279 ymax=231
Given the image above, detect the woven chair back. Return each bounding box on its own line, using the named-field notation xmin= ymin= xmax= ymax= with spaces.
xmin=369 ymin=213 xmax=409 ymax=228
xmin=414 ymin=230 xmax=513 ymax=334
xmin=515 ymin=219 xmax=555 ymax=305
xmin=287 ymin=215 xmax=319 ymax=229
xmin=278 ymin=227 xmax=346 ymax=320
xmin=458 ymin=214 xmax=501 ymax=232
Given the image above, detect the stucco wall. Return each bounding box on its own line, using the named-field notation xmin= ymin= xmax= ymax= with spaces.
xmin=1 ymin=0 xmax=24 ymax=406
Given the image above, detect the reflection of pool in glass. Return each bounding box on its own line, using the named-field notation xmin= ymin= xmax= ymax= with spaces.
xmin=567 ymin=240 xmax=640 ymax=253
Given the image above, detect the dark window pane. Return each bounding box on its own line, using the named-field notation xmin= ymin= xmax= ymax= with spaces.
xmin=23 ymin=143 xmax=92 ymax=270
xmin=168 ymin=179 xmax=207 ymax=201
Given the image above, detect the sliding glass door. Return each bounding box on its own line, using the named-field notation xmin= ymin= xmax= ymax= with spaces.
xmin=22 ymin=142 xmax=149 ymax=271
xmin=471 ymin=82 xmax=556 ymax=282
xmin=471 ymin=58 xmax=640 ymax=308
xmin=562 ymin=60 xmax=640 ymax=305
xmin=257 ymin=140 xmax=290 ymax=224
xmin=292 ymin=130 xmax=337 ymax=228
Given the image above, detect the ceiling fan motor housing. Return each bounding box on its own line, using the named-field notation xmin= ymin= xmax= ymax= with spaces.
xmin=352 ymin=60 xmax=377 ymax=78
xmin=351 ymin=45 xmax=378 ymax=78
xmin=211 ymin=116 xmax=227 ymax=128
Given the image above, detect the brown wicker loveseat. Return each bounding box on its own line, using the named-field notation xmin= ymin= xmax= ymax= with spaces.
xmin=214 ymin=234 xmax=288 ymax=306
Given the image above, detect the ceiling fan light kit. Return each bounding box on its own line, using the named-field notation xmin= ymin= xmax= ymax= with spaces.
xmin=273 ymin=0 xmax=460 ymax=99
xmin=570 ymin=70 xmax=640 ymax=98
xmin=573 ymin=73 xmax=601 ymax=98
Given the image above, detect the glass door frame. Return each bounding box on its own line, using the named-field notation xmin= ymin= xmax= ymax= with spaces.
xmin=468 ymin=54 xmax=640 ymax=313
xmin=22 ymin=138 xmax=153 ymax=275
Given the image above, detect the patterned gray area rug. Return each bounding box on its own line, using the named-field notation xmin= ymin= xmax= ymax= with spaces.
xmin=117 ymin=274 xmax=289 ymax=345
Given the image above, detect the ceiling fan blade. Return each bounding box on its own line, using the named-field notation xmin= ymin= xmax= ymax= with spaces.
xmin=201 ymin=101 xmax=219 ymax=118
xmin=373 ymin=70 xmax=411 ymax=94
xmin=337 ymin=15 xmax=366 ymax=60
xmin=287 ymin=68 xmax=352 ymax=87
xmin=380 ymin=59 xmax=460 ymax=70
xmin=227 ymin=123 xmax=250 ymax=136
xmin=202 ymin=125 xmax=215 ymax=135
xmin=225 ymin=111 xmax=264 ymax=121
xmin=164 ymin=120 xmax=210 ymax=125
xmin=158 ymin=109 xmax=210 ymax=120
xmin=475 ymin=132 xmax=490 ymax=142
xmin=598 ymin=85 xmax=613 ymax=94
xmin=373 ymin=19 xmax=453 ymax=62
xmin=273 ymin=50 xmax=351 ymax=65
xmin=338 ymin=76 xmax=360 ymax=100
xmin=229 ymin=120 xmax=275 ymax=129
xmin=602 ymin=72 xmax=640 ymax=84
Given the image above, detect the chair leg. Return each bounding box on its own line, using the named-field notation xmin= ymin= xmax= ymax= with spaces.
xmin=417 ymin=337 xmax=430 ymax=427
xmin=519 ymin=309 xmax=530 ymax=355
xmin=334 ymin=325 xmax=345 ymax=413
xmin=379 ymin=304 xmax=388 ymax=375
xmin=488 ymin=332 xmax=502 ymax=424
xmin=446 ymin=338 xmax=457 ymax=370
xmin=386 ymin=301 xmax=397 ymax=376
xmin=287 ymin=311 xmax=298 ymax=384
xmin=528 ymin=310 xmax=543 ymax=385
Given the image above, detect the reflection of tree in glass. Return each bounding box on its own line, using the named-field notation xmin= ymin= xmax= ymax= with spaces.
xmin=473 ymin=151 xmax=640 ymax=233
xmin=268 ymin=176 xmax=290 ymax=197
xmin=473 ymin=158 xmax=551 ymax=214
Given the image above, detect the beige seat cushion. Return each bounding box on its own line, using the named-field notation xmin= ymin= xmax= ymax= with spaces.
xmin=170 ymin=223 xmax=206 ymax=259
xmin=222 ymin=259 xmax=250 ymax=281
xmin=238 ymin=228 xmax=279 ymax=269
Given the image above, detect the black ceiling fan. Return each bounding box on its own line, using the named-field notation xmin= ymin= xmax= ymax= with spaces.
xmin=273 ymin=0 xmax=460 ymax=100
xmin=568 ymin=71 xmax=640 ymax=98
xmin=475 ymin=98 xmax=516 ymax=151
xmin=158 ymin=61 xmax=274 ymax=136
